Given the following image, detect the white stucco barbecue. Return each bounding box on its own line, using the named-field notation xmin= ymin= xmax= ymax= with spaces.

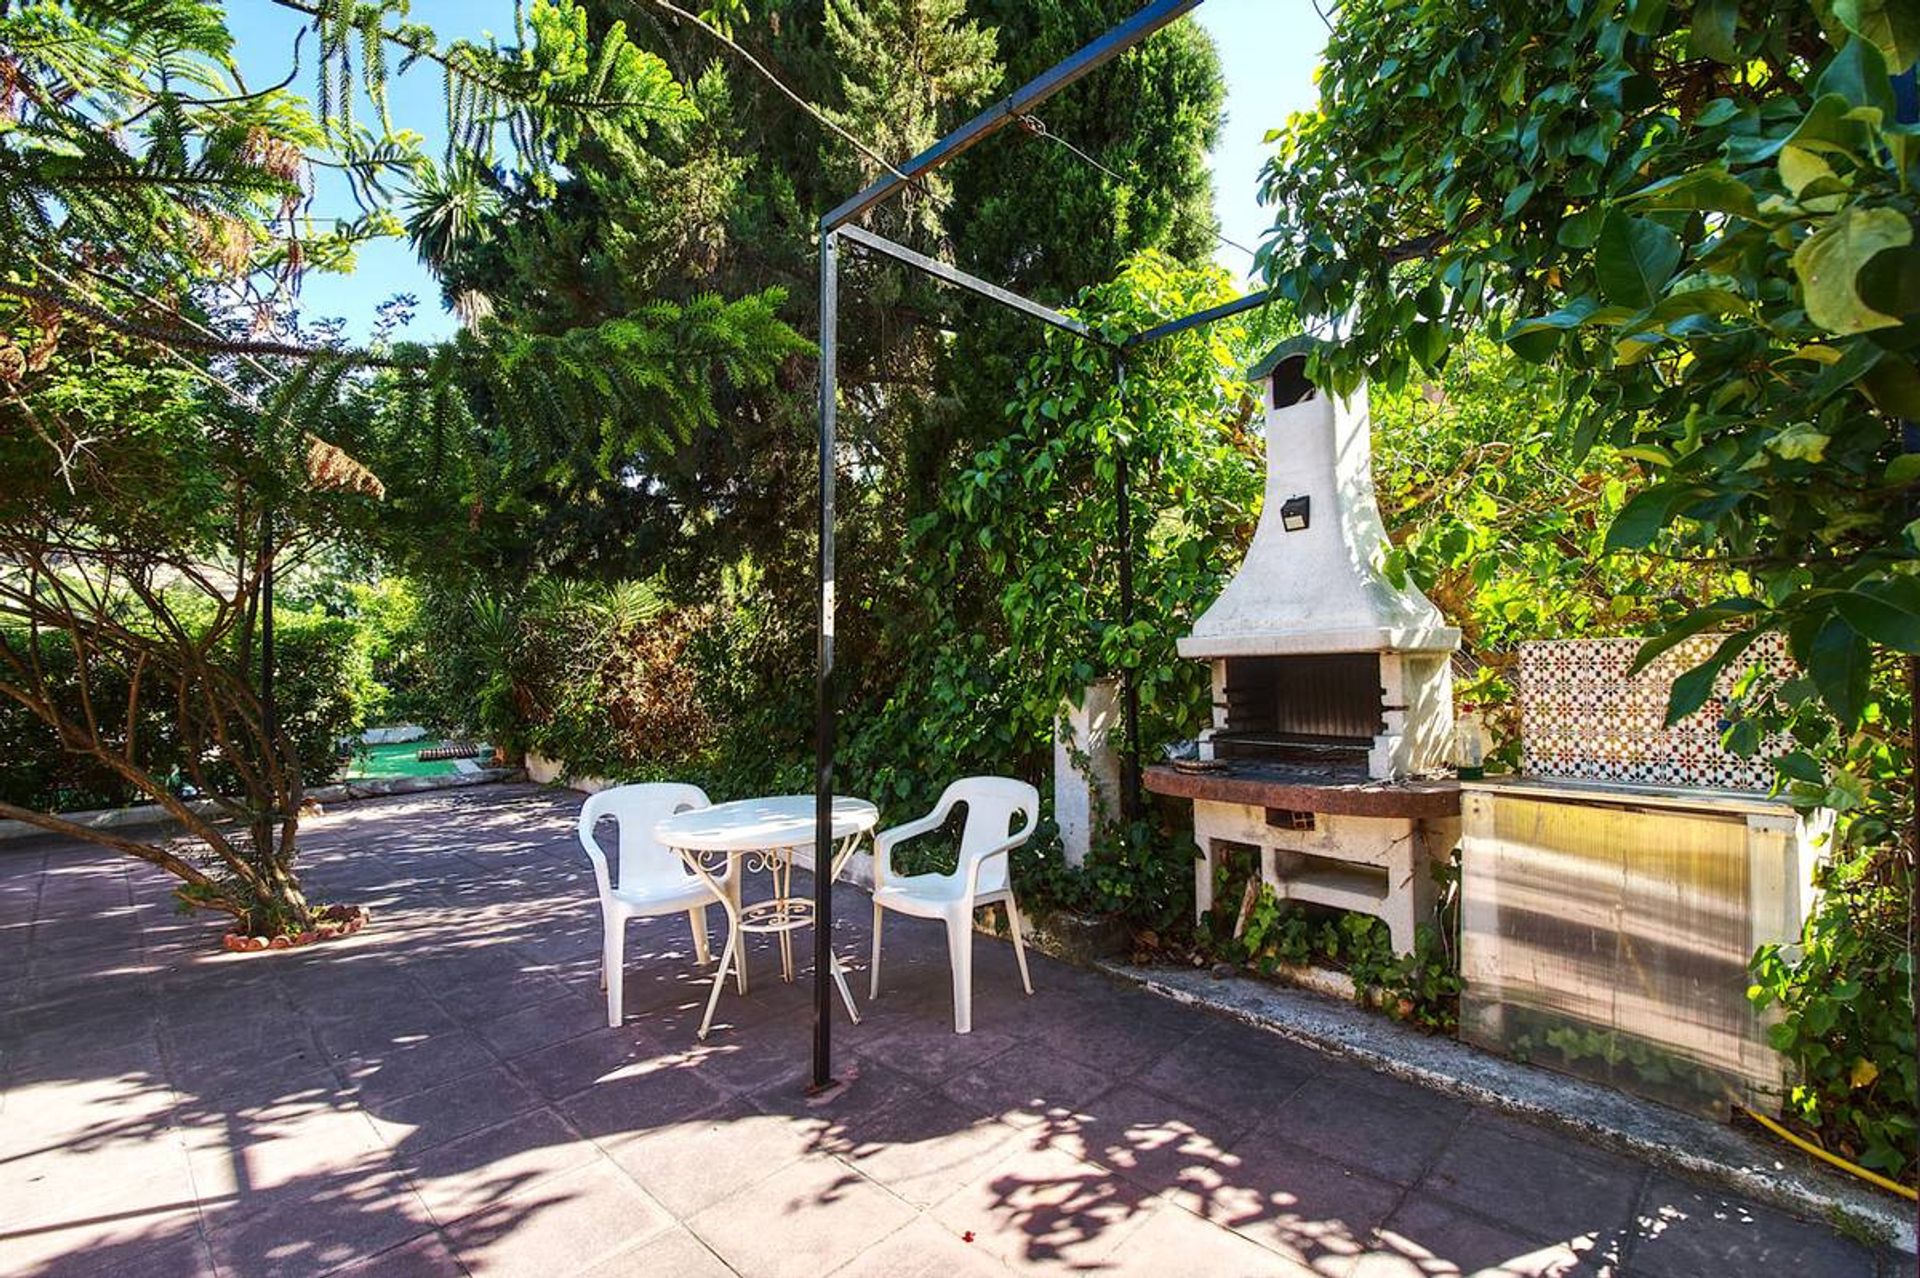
xmin=1148 ymin=342 xmax=1463 ymax=954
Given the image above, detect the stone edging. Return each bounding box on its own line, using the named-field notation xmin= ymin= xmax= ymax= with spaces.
xmin=0 ymin=769 xmax=522 ymax=845
xmin=1100 ymin=960 xmax=1915 ymax=1255
xmin=223 ymin=904 xmax=369 ymax=952
xmin=308 ymin=769 xmax=521 ymax=804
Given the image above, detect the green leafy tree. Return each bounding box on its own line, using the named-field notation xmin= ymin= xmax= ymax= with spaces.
xmin=848 ymin=252 xmax=1265 ymax=813
xmin=822 ymin=0 xmax=1002 ymax=241
xmin=337 ymin=291 xmax=812 ymax=581
xmin=414 ymin=1 xmax=1230 ymax=793
xmin=1370 ymin=335 xmax=1735 ymax=754
xmin=0 ymin=324 xmax=346 ymax=932
xmin=939 ymin=1 xmax=1225 ymax=504
xmin=0 ymin=0 xmax=797 ymax=933
xmin=1258 ymin=0 xmax=1916 ymax=743
xmin=1258 ymin=0 xmax=1915 ymax=1181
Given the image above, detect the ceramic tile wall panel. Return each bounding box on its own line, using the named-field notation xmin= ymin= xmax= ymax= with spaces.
xmin=1517 ymin=635 xmax=1794 ymax=791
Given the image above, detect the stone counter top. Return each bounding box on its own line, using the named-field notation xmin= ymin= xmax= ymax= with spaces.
xmin=1143 ymin=762 xmax=1461 ymax=818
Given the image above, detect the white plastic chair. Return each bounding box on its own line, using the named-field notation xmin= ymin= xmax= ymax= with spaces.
xmin=869 ymin=776 xmax=1038 ymax=1034
xmin=577 ymin=783 xmax=735 ymax=1028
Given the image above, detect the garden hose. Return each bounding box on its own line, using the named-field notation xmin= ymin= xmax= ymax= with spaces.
xmin=1737 ymin=1105 xmax=1917 ymax=1202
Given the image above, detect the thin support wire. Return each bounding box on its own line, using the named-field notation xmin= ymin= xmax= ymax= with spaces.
xmin=1014 ymin=113 xmax=1256 ymax=259
xmin=636 ymin=0 xmax=952 ymax=211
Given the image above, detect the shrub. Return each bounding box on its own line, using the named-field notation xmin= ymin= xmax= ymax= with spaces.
xmin=340 ymin=577 xmax=436 ymax=727
xmin=0 ymin=630 xmax=177 ymax=812
xmin=1749 ymin=846 xmax=1916 ymax=1185
xmin=0 ymin=604 xmax=373 ymax=812
xmin=423 ymin=577 xmax=719 ymax=782
xmin=272 ymin=611 xmax=378 ymax=786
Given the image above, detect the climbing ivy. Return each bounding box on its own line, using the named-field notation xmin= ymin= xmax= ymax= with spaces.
xmin=1259 ymin=0 xmax=1917 ymax=1185
xmin=1259 ymin=0 xmax=1920 ymax=737
xmin=843 ymin=250 xmax=1274 ymax=818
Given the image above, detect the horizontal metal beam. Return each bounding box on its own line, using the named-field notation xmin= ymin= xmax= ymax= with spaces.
xmin=1123 ymin=234 xmax=1449 ymax=347
xmin=1124 ymin=289 xmax=1277 ymax=348
xmin=839 ymin=225 xmax=1103 ymax=344
xmin=821 ymin=0 xmax=1205 ymax=232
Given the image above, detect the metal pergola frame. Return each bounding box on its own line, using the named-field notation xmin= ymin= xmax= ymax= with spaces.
xmin=808 ymin=0 xmax=1272 ymax=1090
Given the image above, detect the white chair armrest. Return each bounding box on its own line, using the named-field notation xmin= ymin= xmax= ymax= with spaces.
xmin=960 ymin=814 xmax=1037 ymax=899
xmin=872 ymin=793 xmax=961 ymax=885
xmin=575 ymin=809 xmax=614 ymax=900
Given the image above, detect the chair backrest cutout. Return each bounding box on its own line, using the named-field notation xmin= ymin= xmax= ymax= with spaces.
xmin=944 ymin=776 xmax=1038 ymax=895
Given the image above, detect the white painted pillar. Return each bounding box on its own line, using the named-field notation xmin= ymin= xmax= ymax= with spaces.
xmin=1054 ymin=679 xmax=1123 ymax=867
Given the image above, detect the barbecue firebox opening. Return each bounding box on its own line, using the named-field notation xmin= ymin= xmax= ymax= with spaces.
xmin=1213 ymin=653 xmax=1385 ymax=767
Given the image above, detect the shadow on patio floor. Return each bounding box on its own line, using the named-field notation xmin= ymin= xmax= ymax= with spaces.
xmin=0 ymin=783 xmax=1893 ymax=1276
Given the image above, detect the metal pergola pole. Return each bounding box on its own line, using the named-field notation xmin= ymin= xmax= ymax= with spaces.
xmin=812 ymin=229 xmax=839 ymax=1092
xmin=808 ymin=0 xmax=1275 ymax=1090
xmin=1114 ymin=355 xmax=1143 ymax=821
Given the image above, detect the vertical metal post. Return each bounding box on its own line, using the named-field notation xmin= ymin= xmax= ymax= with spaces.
xmin=811 ymin=229 xmax=840 ymax=1092
xmin=1896 ymin=68 xmax=1918 ymax=891
xmin=1113 ymin=357 xmax=1143 ymax=821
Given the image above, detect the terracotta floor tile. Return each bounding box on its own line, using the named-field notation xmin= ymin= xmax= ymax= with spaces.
xmin=1202 ymin=1121 xmax=1405 ymax=1271
xmin=929 ymin=1140 xmax=1158 ymax=1271
xmin=578 ymin=1224 xmax=736 ymax=1278
xmin=1135 ymin=1021 xmax=1321 ymax=1122
xmin=203 ymin=1169 xmax=437 ymax=1277
xmin=329 ymin=1230 xmax=467 ymax=1277
xmin=1049 ymin=1081 xmax=1253 ymax=1207
xmin=832 ymin=1214 xmax=1008 ymax=1277
xmin=554 ymin=1054 xmax=732 ymax=1148
xmin=836 ymin=1094 xmax=1026 ymax=1208
xmin=607 ymin=1101 xmax=818 ymax=1219
xmin=397 ymin=1106 xmax=603 ymax=1227
xmin=1352 ymin=1196 xmax=1607 ymax=1278
xmin=1420 ymin=1114 xmax=1644 ymax=1249
xmin=1256 ymin=1071 xmax=1467 ymax=1186
xmin=1624 ymin=1173 xmax=1878 ymax=1278
xmin=4 ymin=784 xmax=1889 ymax=1278
xmin=1120 ymin=1197 xmax=1325 ymax=1276
xmin=937 ymin=1040 xmax=1110 ymax=1131
xmin=363 ymin=1065 xmax=544 ymax=1154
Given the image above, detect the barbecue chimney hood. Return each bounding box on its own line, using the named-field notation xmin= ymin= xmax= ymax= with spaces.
xmin=1177 ymin=342 xmax=1459 ymax=660
xmin=1145 ymin=340 xmax=1465 ymax=952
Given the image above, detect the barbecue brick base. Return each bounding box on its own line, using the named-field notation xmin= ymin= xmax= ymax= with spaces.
xmin=1189 ymin=800 xmax=1462 ymax=955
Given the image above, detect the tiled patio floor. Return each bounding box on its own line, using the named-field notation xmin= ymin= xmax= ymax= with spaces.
xmin=0 ymin=784 xmax=1896 ymax=1276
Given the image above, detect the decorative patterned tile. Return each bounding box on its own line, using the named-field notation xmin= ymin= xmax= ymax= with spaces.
xmin=1516 ymin=635 xmax=1793 ymax=792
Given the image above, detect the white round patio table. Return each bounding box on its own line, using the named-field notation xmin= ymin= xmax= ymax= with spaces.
xmin=655 ymin=795 xmax=876 ymax=1040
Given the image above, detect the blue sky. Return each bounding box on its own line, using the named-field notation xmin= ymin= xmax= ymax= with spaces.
xmin=227 ymin=1 xmax=1325 ymax=342
xmin=1195 ymin=0 xmax=1327 ymax=284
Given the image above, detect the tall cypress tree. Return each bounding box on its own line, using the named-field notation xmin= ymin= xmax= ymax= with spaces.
xmin=822 ymin=0 xmax=1002 ymax=243
xmin=425 ymin=1 xmax=1226 ymax=745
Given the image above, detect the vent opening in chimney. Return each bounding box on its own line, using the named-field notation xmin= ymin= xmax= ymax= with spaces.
xmin=1271 ymin=354 xmax=1316 ymax=408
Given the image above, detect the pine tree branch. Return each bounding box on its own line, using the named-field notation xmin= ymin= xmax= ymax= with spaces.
xmin=116 ymin=30 xmax=309 ymax=128
xmin=270 ymin=0 xmax=524 ymax=102
xmin=0 ymin=280 xmax=427 ymax=369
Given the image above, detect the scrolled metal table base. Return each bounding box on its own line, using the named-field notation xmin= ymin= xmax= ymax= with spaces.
xmin=679 ymin=832 xmax=865 ymax=1040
